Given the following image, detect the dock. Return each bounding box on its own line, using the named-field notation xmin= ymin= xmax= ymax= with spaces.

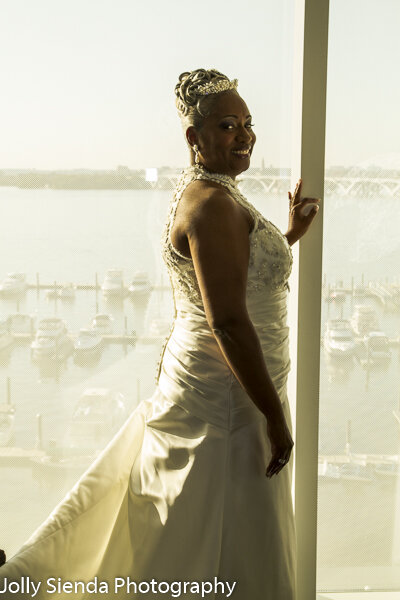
xmin=12 ymin=332 xmax=139 ymax=345
xmin=1 ymin=449 xmax=397 ymax=469
xmin=323 ymin=279 xmax=400 ymax=311
xmin=0 ymin=447 xmax=46 ymax=467
xmin=12 ymin=333 xmax=166 ymax=345
xmin=318 ymin=453 xmax=400 ymax=466
xmin=23 ymin=283 xmax=170 ymax=292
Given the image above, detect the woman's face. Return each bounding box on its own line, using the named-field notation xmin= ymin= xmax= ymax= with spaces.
xmin=187 ymin=90 xmax=256 ymax=179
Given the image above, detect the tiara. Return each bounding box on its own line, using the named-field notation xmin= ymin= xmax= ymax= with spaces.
xmin=195 ymin=78 xmax=238 ymax=96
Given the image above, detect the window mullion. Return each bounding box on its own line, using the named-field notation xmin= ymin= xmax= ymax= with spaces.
xmin=290 ymin=1 xmax=330 ymax=599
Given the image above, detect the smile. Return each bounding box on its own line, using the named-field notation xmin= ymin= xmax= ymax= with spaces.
xmin=231 ymin=149 xmax=250 ymax=158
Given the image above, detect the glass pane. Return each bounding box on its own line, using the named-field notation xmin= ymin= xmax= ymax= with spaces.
xmin=0 ymin=0 xmax=295 ymax=576
xmin=317 ymin=0 xmax=400 ymax=593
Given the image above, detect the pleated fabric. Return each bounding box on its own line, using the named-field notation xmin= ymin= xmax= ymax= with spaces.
xmin=0 ymin=287 xmax=296 ymax=599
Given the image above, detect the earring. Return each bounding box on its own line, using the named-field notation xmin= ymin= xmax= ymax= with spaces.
xmin=193 ymin=144 xmax=200 ymax=164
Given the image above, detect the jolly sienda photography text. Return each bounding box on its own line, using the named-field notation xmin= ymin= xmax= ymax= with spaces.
xmin=0 ymin=576 xmax=237 ymax=598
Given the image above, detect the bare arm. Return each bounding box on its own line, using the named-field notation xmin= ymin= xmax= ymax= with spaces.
xmin=284 ymin=231 xmax=297 ymax=246
xmin=186 ymin=188 xmax=285 ymax=423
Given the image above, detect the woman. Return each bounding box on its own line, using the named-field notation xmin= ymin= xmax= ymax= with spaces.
xmin=0 ymin=68 xmax=319 ymax=599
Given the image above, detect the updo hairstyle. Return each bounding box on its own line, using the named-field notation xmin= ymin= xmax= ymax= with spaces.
xmin=175 ymin=68 xmax=234 ymax=146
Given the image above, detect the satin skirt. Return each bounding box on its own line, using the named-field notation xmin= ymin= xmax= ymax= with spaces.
xmin=0 ymin=289 xmax=296 ymax=600
xmin=158 ymin=287 xmax=291 ymax=429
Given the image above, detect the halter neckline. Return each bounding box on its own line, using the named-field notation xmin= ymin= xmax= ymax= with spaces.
xmin=183 ymin=164 xmax=239 ymax=188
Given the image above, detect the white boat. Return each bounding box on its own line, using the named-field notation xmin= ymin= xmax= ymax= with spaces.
xmin=338 ymin=462 xmax=374 ymax=482
xmin=35 ymin=317 xmax=68 ymax=337
xmin=45 ymin=287 xmax=60 ymax=300
xmin=350 ymin=304 xmax=379 ymax=336
xmin=74 ymin=328 xmax=103 ymax=355
xmin=58 ymin=283 xmax=76 ymax=300
xmin=318 ymin=460 xmax=341 ymax=481
xmin=128 ymin=271 xmax=153 ymax=298
xmin=46 ymin=283 xmax=76 ymax=300
xmin=65 ymin=388 xmax=129 ymax=450
xmin=0 ymin=272 xmax=27 ymax=295
xmin=101 ymin=269 xmax=128 ymax=298
xmin=31 ymin=317 xmax=73 ymax=361
xmin=0 ymin=321 xmax=13 ymax=352
xmin=0 ymin=403 xmax=16 ymax=447
xmin=7 ymin=313 xmax=36 ymax=334
xmin=326 ymin=289 xmax=346 ymax=303
xmin=323 ymin=319 xmax=356 ymax=358
xmin=91 ymin=313 xmax=114 ymax=335
xmin=357 ymin=331 xmax=392 ymax=365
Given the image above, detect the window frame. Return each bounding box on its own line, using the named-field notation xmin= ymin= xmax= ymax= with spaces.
xmin=290 ymin=1 xmax=330 ymax=598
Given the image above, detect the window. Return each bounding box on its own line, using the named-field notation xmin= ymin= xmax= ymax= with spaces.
xmin=317 ymin=0 xmax=400 ymax=594
xmin=0 ymin=0 xmax=295 ymax=562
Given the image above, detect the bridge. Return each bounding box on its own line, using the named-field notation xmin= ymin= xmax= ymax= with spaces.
xmin=154 ymin=173 xmax=400 ymax=198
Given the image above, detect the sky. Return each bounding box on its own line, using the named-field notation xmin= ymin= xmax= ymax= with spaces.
xmin=1 ymin=0 xmax=399 ymax=170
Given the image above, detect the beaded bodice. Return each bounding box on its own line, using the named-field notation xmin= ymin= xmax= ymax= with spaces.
xmin=161 ymin=164 xmax=293 ymax=308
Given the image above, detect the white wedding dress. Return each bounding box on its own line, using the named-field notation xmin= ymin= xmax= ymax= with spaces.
xmin=0 ymin=164 xmax=297 ymax=599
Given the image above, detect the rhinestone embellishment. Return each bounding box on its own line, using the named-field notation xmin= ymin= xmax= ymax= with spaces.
xmin=196 ymin=78 xmax=239 ymax=96
xmin=155 ymin=163 xmax=293 ymax=382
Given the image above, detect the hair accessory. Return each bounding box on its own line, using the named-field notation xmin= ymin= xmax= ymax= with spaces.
xmin=195 ymin=78 xmax=238 ymax=96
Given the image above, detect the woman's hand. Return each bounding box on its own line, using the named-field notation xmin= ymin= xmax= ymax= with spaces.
xmin=287 ymin=179 xmax=320 ymax=244
xmin=265 ymin=413 xmax=294 ymax=478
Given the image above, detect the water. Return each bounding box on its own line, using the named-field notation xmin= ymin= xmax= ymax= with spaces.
xmin=0 ymin=185 xmax=399 ymax=590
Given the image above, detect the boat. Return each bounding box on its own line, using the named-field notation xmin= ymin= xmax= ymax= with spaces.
xmin=58 ymin=283 xmax=76 ymax=300
xmin=45 ymin=287 xmax=60 ymax=300
xmin=323 ymin=319 xmax=356 ymax=358
xmin=74 ymin=328 xmax=104 ymax=356
xmin=91 ymin=313 xmax=114 ymax=335
xmin=338 ymin=462 xmax=374 ymax=482
xmin=31 ymin=317 xmax=73 ymax=361
xmin=350 ymin=304 xmax=380 ymax=336
xmin=64 ymin=388 xmax=129 ymax=451
xmin=0 ymin=403 xmax=16 ymax=446
xmin=356 ymin=331 xmax=392 ymax=365
xmin=45 ymin=283 xmax=76 ymax=301
xmin=101 ymin=269 xmax=128 ymax=298
xmin=326 ymin=289 xmax=346 ymax=303
xmin=7 ymin=313 xmax=36 ymax=334
xmin=34 ymin=317 xmax=68 ymax=337
xmin=0 ymin=320 xmax=13 ymax=352
xmin=0 ymin=272 xmax=27 ymax=295
xmin=318 ymin=460 xmax=341 ymax=481
xmin=128 ymin=271 xmax=153 ymax=298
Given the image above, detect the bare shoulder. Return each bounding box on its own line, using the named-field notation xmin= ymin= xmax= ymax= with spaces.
xmin=181 ymin=179 xmax=228 ymax=209
xmin=170 ymin=179 xmax=253 ymax=260
xmin=178 ymin=179 xmax=252 ymax=231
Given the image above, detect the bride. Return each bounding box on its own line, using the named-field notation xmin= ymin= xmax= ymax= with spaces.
xmin=0 ymin=68 xmax=320 ymax=599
